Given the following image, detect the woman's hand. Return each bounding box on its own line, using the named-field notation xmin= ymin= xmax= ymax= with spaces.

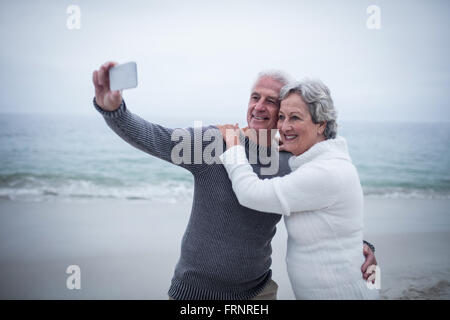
xmin=267 ymin=131 xmax=286 ymax=152
xmin=277 ymin=138 xmax=286 ymax=152
xmin=217 ymin=123 xmax=241 ymax=149
xmin=241 ymin=126 xmax=256 ymax=142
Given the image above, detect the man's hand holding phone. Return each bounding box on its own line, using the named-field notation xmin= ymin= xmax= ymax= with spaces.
xmin=92 ymin=61 xmax=138 ymax=111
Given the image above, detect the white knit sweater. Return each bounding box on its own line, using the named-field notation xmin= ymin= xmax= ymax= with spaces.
xmin=219 ymin=136 xmax=379 ymax=299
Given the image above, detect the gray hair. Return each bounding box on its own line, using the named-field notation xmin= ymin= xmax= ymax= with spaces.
xmin=279 ymin=79 xmax=338 ymax=139
xmin=251 ymin=70 xmax=293 ymax=92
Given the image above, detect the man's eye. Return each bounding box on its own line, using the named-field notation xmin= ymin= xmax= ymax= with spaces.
xmin=278 ymin=115 xmax=284 ymax=120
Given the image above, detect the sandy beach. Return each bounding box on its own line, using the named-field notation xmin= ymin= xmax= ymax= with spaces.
xmin=0 ymin=198 xmax=449 ymax=300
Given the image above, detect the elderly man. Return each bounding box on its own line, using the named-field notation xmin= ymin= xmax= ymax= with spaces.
xmin=91 ymin=61 xmax=377 ymax=300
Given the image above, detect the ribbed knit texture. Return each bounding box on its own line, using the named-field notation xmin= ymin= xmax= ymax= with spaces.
xmin=93 ymin=98 xmax=292 ymax=300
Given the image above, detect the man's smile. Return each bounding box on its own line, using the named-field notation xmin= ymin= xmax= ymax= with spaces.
xmin=252 ymin=114 xmax=270 ymax=121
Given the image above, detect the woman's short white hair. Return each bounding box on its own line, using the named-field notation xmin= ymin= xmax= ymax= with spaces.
xmin=279 ymin=79 xmax=338 ymax=139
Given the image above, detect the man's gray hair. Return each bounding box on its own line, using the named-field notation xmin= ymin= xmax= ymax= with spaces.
xmin=251 ymin=70 xmax=293 ymax=92
xmin=280 ymin=79 xmax=338 ymax=139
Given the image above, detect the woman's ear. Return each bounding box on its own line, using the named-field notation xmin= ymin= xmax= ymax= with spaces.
xmin=318 ymin=121 xmax=327 ymax=135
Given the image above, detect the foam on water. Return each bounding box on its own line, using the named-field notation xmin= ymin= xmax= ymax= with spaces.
xmin=0 ymin=173 xmax=194 ymax=203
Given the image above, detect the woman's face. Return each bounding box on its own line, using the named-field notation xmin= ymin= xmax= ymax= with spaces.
xmin=277 ymin=93 xmax=326 ymax=156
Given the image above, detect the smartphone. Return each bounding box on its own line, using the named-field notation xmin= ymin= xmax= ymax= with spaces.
xmin=109 ymin=62 xmax=138 ymax=91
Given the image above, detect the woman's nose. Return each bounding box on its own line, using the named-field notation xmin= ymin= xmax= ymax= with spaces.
xmin=280 ymin=120 xmax=291 ymax=133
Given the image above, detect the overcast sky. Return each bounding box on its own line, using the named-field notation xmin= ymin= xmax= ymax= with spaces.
xmin=0 ymin=0 xmax=449 ymax=123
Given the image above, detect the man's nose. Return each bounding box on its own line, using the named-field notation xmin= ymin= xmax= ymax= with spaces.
xmin=254 ymin=101 xmax=266 ymax=111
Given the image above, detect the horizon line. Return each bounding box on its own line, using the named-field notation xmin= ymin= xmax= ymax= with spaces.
xmin=0 ymin=111 xmax=449 ymax=124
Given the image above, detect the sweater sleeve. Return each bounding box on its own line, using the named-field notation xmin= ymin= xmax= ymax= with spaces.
xmin=93 ymin=97 xmax=222 ymax=174
xmin=219 ymin=145 xmax=339 ymax=215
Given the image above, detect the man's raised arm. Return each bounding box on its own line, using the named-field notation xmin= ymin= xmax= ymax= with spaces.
xmin=92 ymin=61 xmax=221 ymax=173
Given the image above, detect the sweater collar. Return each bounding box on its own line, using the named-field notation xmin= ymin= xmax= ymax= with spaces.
xmin=288 ymin=136 xmax=352 ymax=170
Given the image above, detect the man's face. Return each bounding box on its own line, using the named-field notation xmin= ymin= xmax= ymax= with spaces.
xmin=247 ymin=77 xmax=284 ymax=131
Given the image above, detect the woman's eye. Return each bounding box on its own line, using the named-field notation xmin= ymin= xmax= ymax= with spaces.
xmin=278 ymin=115 xmax=284 ymax=120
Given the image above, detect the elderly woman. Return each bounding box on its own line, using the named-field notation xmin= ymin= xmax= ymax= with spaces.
xmin=218 ymin=80 xmax=379 ymax=299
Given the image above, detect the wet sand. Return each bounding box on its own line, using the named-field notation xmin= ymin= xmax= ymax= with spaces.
xmin=0 ymin=198 xmax=449 ymax=299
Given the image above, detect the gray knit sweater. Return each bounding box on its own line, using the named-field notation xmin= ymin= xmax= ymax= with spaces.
xmin=93 ymin=98 xmax=292 ymax=299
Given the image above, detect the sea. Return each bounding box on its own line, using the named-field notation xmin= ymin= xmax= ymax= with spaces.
xmin=0 ymin=113 xmax=449 ymax=203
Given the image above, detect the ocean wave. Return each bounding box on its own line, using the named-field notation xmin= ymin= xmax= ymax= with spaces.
xmin=398 ymin=280 xmax=450 ymax=300
xmin=0 ymin=172 xmax=194 ymax=203
xmin=1 ymin=172 xmax=449 ymax=203
xmin=363 ymin=186 xmax=450 ymax=200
